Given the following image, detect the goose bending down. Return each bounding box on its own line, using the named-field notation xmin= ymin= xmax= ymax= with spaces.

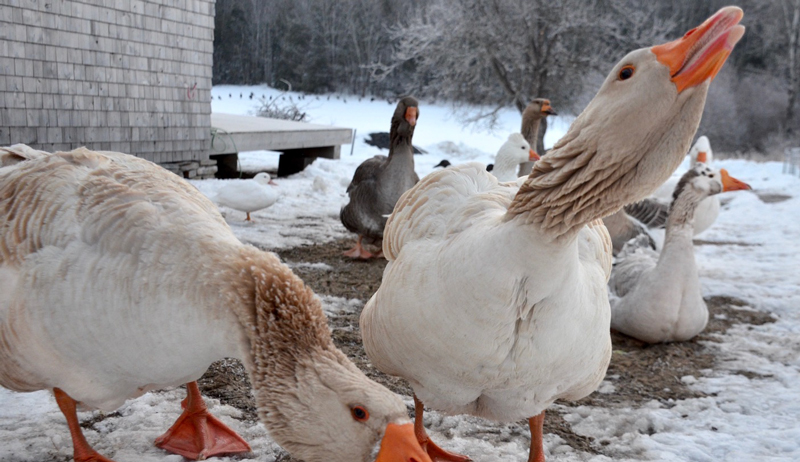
xmin=214 ymin=172 xmax=279 ymax=221
xmin=360 ymin=8 xmax=744 ymax=462
xmin=609 ymin=164 xmax=751 ymax=343
xmin=517 ymin=98 xmax=556 ymax=177
xmin=490 ymin=133 xmax=539 ymax=182
xmin=340 ymin=97 xmax=420 ymax=259
xmin=625 ymin=135 xmax=722 ymax=236
xmin=0 ymin=146 xmax=430 ymax=462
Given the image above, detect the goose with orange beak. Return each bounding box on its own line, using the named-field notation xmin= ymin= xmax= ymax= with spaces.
xmin=610 ymin=164 xmax=751 ymax=343
xmin=361 ymin=7 xmax=745 ymax=462
xmin=0 ymin=145 xmax=431 ymax=462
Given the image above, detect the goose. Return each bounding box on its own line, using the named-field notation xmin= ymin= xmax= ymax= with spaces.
xmin=359 ymin=8 xmax=744 ymax=462
xmin=0 ymin=145 xmax=430 ymax=462
xmin=625 ymin=135 xmax=722 ymax=236
xmin=609 ymin=164 xmax=751 ymax=343
xmin=490 ymin=133 xmax=539 ymax=182
xmin=214 ymin=172 xmax=280 ymax=221
xmin=517 ymin=98 xmax=557 ymax=177
xmin=340 ymin=96 xmax=420 ymax=259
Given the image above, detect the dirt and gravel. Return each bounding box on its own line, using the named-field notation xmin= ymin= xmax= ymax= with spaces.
xmin=189 ymin=238 xmax=775 ymax=459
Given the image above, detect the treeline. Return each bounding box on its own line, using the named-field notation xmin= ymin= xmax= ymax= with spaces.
xmin=213 ymin=0 xmax=800 ymax=152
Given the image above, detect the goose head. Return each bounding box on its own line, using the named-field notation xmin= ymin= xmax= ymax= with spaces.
xmin=264 ymin=351 xmax=428 ymax=462
xmin=671 ymin=163 xmax=751 ymax=204
xmin=689 ymin=135 xmax=713 ymax=165
xmin=391 ymin=96 xmax=420 ymax=144
xmin=244 ymin=255 xmax=430 ymax=462
xmin=493 ymin=133 xmax=538 ymax=180
xmin=510 ymin=6 xmax=745 ymax=238
xmin=252 ymin=172 xmax=278 ymax=186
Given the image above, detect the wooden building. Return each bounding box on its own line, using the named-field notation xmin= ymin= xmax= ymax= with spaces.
xmin=0 ymin=0 xmax=217 ymax=178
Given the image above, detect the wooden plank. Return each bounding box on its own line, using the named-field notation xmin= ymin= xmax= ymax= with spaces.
xmin=210 ymin=113 xmax=353 ymax=154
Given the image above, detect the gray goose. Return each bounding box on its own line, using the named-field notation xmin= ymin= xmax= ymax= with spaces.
xmin=516 ymin=98 xmax=557 ymax=177
xmin=340 ymin=96 xmax=420 ymax=259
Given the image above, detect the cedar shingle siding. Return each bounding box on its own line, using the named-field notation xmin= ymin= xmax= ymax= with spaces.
xmin=0 ymin=0 xmax=214 ymax=166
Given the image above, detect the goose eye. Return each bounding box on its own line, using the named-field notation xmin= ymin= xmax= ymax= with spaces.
xmin=618 ymin=66 xmax=635 ymax=80
xmin=351 ymin=405 xmax=369 ymax=422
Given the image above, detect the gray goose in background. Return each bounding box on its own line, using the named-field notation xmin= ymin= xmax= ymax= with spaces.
xmin=340 ymin=96 xmax=420 ymax=259
xmin=517 ymin=98 xmax=556 ymax=177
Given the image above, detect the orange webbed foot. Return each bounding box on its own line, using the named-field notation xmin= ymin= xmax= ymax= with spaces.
xmin=154 ymin=382 xmax=251 ymax=460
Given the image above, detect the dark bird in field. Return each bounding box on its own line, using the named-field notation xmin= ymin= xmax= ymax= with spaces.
xmin=365 ymin=132 xmax=426 ymax=154
xmin=434 ymin=160 xmax=451 ymax=168
xmin=340 ymin=97 xmax=420 ymax=259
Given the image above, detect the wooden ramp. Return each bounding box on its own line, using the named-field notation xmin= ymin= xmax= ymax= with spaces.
xmin=210 ymin=113 xmax=353 ymax=177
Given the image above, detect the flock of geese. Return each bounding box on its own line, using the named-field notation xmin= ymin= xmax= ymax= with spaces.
xmin=0 ymin=7 xmax=751 ymax=462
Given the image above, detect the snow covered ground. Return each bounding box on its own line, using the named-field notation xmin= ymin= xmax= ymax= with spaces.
xmin=1 ymin=85 xmax=798 ymax=462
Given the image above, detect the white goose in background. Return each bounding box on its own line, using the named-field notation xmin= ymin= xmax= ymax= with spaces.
xmin=490 ymin=133 xmax=539 ymax=182
xmin=609 ymin=164 xmax=751 ymax=343
xmin=214 ymin=172 xmax=280 ymax=221
xmin=624 ymin=135 xmax=721 ymax=236
xmin=0 ymin=146 xmax=430 ymax=462
xmin=360 ymin=8 xmax=744 ymax=462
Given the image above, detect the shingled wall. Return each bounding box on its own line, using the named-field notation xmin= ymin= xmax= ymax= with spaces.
xmin=0 ymin=0 xmax=215 ymax=175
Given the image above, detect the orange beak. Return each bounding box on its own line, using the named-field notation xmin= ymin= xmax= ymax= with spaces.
xmin=651 ymin=6 xmax=745 ymax=93
xmin=405 ymin=107 xmax=418 ymax=127
xmin=374 ymin=423 xmax=431 ymax=462
xmin=529 ymin=149 xmax=540 ymax=161
xmin=720 ymin=169 xmax=751 ymax=192
xmin=541 ymin=101 xmax=557 ymax=116
xmin=696 ymin=151 xmax=708 ymax=164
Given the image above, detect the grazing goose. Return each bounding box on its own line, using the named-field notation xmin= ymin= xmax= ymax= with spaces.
xmin=490 ymin=133 xmax=539 ymax=182
xmin=214 ymin=172 xmax=279 ymax=221
xmin=517 ymin=98 xmax=557 ymax=177
xmin=340 ymin=97 xmax=420 ymax=259
xmin=360 ymin=8 xmax=744 ymax=462
xmin=0 ymin=146 xmax=430 ymax=462
xmin=609 ymin=164 xmax=751 ymax=343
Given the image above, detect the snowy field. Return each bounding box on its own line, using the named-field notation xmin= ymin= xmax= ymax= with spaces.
xmin=1 ymin=85 xmax=799 ymax=462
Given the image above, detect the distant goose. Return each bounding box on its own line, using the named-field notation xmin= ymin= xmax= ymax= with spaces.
xmin=517 ymin=98 xmax=556 ymax=177
xmin=490 ymin=133 xmax=539 ymax=182
xmin=340 ymin=97 xmax=420 ymax=259
xmin=214 ymin=172 xmax=280 ymax=222
xmin=610 ymin=164 xmax=751 ymax=343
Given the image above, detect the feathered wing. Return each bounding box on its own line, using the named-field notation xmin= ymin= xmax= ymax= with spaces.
xmin=624 ymin=198 xmax=669 ymax=229
xmin=345 ymin=155 xmax=387 ymax=193
xmin=383 ymin=163 xmax=519 ymax=260
xmin=340 ymin=155 xmax=389 ymax=240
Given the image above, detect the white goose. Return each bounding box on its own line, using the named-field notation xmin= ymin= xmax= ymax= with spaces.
xmin=609 ymin=164 xmax=751 ymax=343
xmin=214 ymin=172 xmax=280 ymax=221
xmin=360 ymin=8 xmax=744 ymax=462
xmin=490 ymin=133 xmax=539 ymax=182
xmin=0 ymin=145 xmax=430 ymax=462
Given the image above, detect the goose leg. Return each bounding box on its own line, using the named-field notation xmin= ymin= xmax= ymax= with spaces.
xmin=245 ymin=212 xmax=252 ymax=221
xmin=53 ymin=388 xmax=115 ymax=462
xmin=413 ymin=394 xmax=471 ymax=462
xmin=343 ymin=236 xmax=378 ymax=259
xmin=154 ymin=382 xmax=251 ymax=460
xmin=527 ymin=411 xmax=546 ymax=462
